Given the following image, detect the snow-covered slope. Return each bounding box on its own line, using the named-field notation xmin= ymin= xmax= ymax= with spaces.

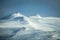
xmin=0 ymin=12 xmax=60 ymax=31
xmin=0 ymin=12 xmax=60 ymax=40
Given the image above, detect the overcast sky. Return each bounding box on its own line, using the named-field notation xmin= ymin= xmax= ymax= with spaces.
xmin=0 ymin=0 xmax=60 ymax=19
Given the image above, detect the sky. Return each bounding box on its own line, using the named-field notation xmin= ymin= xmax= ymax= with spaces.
xmin=0 ymin=0 xmax=60 ymax=19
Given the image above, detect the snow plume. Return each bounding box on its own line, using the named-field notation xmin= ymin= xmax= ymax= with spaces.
xmin=0 ymin=12 xmax=60 ymax=40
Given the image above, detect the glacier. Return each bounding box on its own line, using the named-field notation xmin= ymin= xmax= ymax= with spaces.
xmin=0 ymin=12 xmax=60 ymax=40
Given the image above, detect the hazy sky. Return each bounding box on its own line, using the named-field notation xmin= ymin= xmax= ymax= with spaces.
xmin=0 ymin=0 xmax=60 ymax=19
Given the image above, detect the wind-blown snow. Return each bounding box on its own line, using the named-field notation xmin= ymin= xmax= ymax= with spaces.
xmin=0 ymin=12 xmax=60 ymax=40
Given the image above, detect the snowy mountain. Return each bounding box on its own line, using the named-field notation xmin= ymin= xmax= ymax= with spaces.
xmin=0 ymin=12 xmax=60 ymax=31
xmin=0 ymin=12 xmax=60 ymax=40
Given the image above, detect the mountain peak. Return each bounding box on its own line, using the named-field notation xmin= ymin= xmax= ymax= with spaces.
xmin=36 ymin=14 xmax=42 ymax=18
xmin=12 ymin=12 xmax=24 ymax=18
